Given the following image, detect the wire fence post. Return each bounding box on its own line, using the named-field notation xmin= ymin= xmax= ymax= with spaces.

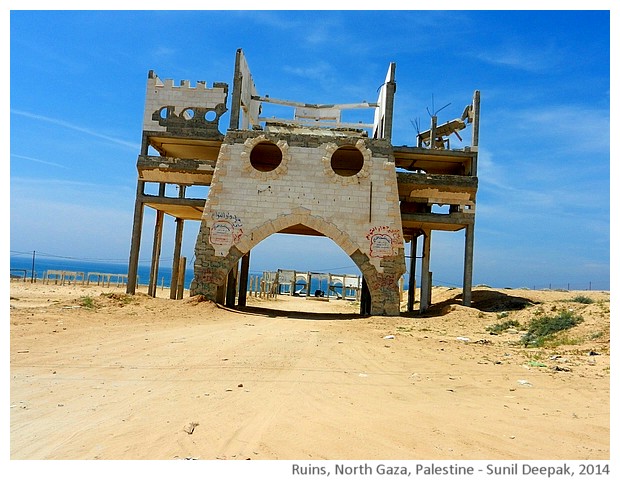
xmin=30 ymin=250 xmax=36 ymax=283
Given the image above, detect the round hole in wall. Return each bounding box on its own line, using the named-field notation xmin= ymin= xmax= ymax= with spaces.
xmin=330 ymin=146 xmax=364 ymax=177
xmin=250 ymin=141 xmax=283 ymax=172
xmin=204 ymin=110 xmax=217 ymax=122
xmin=182 ymin=108 xmax=195 ymax=120
xmin=160 ymin=107 xmax=169 ymax=119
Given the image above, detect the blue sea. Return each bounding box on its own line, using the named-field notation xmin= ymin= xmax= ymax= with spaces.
xmin=9 ymin=253 xmax=359 ymax=295
xmin=9 ymin=254 xmax=191 ymax=290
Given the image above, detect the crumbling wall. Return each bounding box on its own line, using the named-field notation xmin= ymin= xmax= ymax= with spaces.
xmin=142 ymin=71 xmax=228 ymax=137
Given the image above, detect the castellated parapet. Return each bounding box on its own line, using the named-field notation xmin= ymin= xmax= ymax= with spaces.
xmin=142 ymin=70 xmax=228 ymax=136
xmin=190 ymin=128 xmax=406 ymax=315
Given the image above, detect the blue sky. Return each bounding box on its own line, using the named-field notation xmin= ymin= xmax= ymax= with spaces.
xmin=8 ymin=7 xmax=612 ymax=290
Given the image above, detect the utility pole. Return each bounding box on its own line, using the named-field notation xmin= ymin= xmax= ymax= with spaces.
xmin=31 ymin=250 xmax=36 ymax=283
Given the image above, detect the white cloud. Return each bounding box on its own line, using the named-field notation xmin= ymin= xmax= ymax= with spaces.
xmin=471 ymin=42 xmax=563 ymax=73
xmin=283 ymin=62 xmax=332 ymax=81
xmin=490 ymin=104 xmax=610 ymax=155
xmin=10 ymin=176 xmax=130 ymax=202
xmin=11 ymin=109 xmax=140 ymax=150
xmin=151 ymin=46 xmax=176 ymax=57
xmin=11 ymin=154 xmax=68 ymax=169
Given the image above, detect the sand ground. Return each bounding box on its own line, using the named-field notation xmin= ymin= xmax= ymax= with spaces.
xmin=9 ymin=281 xmax=610 ymax=460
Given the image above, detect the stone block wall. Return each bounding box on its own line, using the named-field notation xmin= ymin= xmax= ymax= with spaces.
xmin=191 ymin=129 xmax=406 ymax=315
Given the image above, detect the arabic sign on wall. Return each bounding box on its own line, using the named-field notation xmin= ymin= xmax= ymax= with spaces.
xmin=209 ymin=212 xmax=243 ymax=250
xmin=366 ymin=225 xmax=402 ymax=258
xmin=209 ymin=220 xmax=235 ymax=247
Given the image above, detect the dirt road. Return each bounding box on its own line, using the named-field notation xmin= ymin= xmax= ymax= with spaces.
xmin=9 ymin=282 xmax=610 ymax=460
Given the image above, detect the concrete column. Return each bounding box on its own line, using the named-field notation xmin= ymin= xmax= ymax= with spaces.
xmin=148 ymin=183 xmax=166 ymax=297
xmin=420 ymin=230 xmax=432 ymax=313
xmin=430 ymin=116 xmax=438 ymax=149
xmin=471 ymin=91 xmax=481 ymax=147
xmin=462 ymin=223 xmax=475 ymax=307
xmin=229 ymin=49 xmax=243 ymax=130
xmin=148 ymin=209 xmax=164 ymax=297
xmin=127 ymin=180 xmax=145 ymax=294
xmin=471 ymin=90 xmax=481 ymax=175
xmin=427 ymin=271 xmax=433 ymax=307
xmin=237 ymin=251 xmax=250 ymax=307
xmin=169 ymin=216 xmax=184 ymax=298
xmin=225 ymin=262 xmax=238 ymax=307
xmin=382 ymin=63 xmax=396 ymax=141
xmin=169 ymin=217 xmax=185 ymax=299
xmin=170 ymin=186 xmax=186 ymax=299
xmin=407 ymin=234 xmax=418 ymax=313
xmin=176 ymin=256 xmax=187 ymax=300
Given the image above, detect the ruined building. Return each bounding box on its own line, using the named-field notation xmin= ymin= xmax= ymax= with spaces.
xmin=126 ymin=49 xmax=480 ymax=316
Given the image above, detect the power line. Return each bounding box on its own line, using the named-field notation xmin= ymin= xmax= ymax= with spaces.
xmin=10 ymin=250 xmax=175 ymax=265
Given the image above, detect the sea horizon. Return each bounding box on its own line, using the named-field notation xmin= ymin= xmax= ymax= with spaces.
xmin=9 ymin=254 xmax=192 ymax=290
xmin=9 ymin=253 xmax=357 ymax=296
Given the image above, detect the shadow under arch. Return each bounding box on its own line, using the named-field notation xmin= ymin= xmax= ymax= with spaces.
xmin=232 ymin=304 xmax=365 ymax=321
xmin=190 ymin=212 xmax=404 ymax=315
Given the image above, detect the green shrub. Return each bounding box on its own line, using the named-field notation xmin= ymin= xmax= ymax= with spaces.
xmin=486 ymin=319 xmax=522 ymax=334
xmin=521 ymin=310 xmax=583 ymax=347
xmin=569 ymin=295 xmax=594 ymax=304
xmin=101 ymin=292 xmax=134 ymax=305
xmin=79 ymin=296 xmax=97 ymax=309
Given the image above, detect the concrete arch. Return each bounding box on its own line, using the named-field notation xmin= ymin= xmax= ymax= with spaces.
xmin=190 ymin=212 xmax=404 ymax=315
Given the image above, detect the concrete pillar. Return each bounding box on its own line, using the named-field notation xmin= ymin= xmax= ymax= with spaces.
xmin=430 ymin=116 xmax=437 ymax=149
xmin=237 ymin=251 xmax=250 ymax=307
xmin=382 ymin=65 xmax=396 ymax=142
xmin=176 ymin=256 xmax=186 ymax=300
xmin=148 ymin=208 xmax=165 ymax=298
xmin=462 ymin=223 xmax=475 ymax=307
xmin=225 ymin=263 xmax=238 ymax=307
xmin=407 ymin=234 xmax=418 ymax=313
xmin=170 ymin=186 xmax=186 ymax=299
xmin=126 ymin=180 xmax=145 ymax=294
xmin=427 ymin=271 xmax=433 ymax=307
xmin=471 ymin=90 xmax=481 ymax=175
xmin=229 ymin=49 xmax=242 ymax=130
xmin=420 ymin=230 xmax=432 ymax=313
xmin=170 ymin=218 xmax=185 ymax=299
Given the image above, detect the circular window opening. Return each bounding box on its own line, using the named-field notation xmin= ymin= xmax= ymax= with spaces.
xmin=331 ymin=146 xmax=364 ymax=177
xmin=250 ymin=141 xmax=283 ymax=172
xmin=204 ymin=110 xmax=217 ymax=122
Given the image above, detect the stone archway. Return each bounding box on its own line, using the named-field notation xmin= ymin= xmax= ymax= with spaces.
xmin=190 ymin=212 xmax=404 ymax=316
